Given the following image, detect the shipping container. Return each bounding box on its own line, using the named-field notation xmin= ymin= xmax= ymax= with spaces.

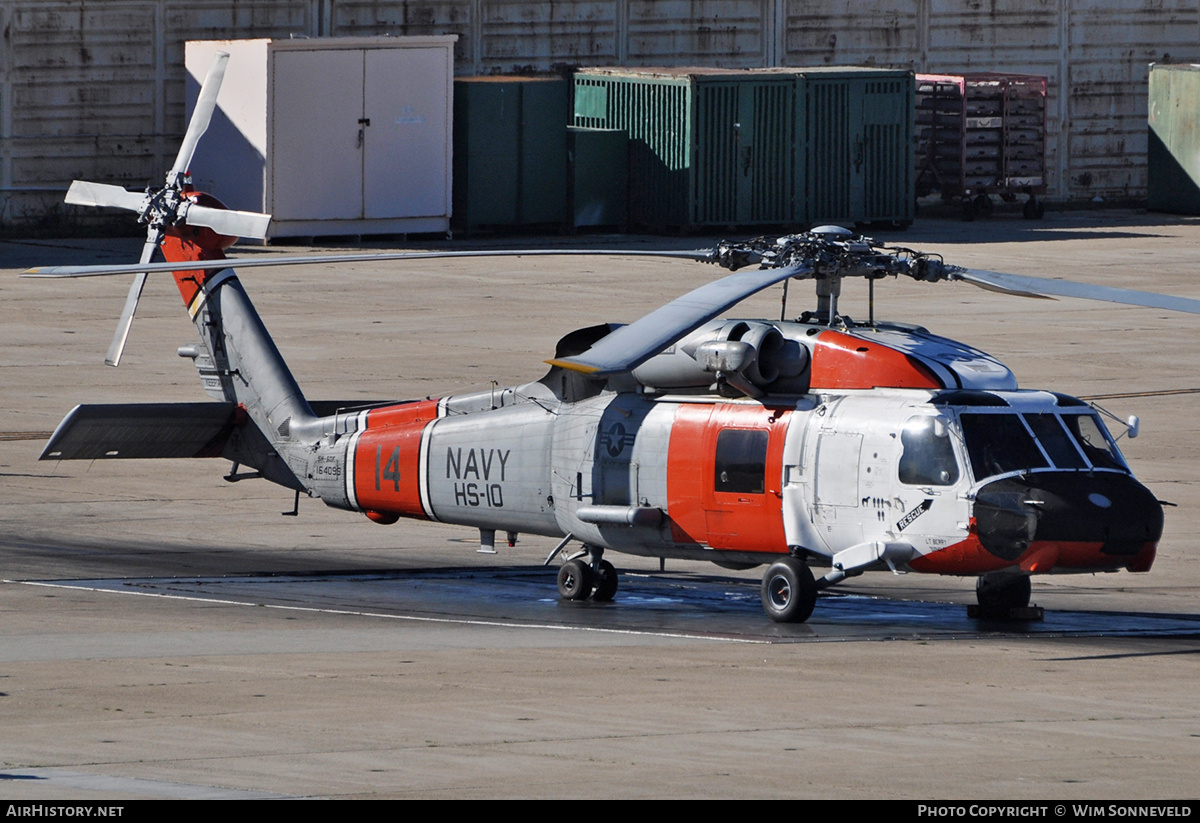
xmin=453 ymin=76 xmax=570 ymax=232
xmin=1148 ymin=63 xmax=1200 ymax=215
xmin=573 ymin=66 xmax=911 ymax=231
xmin=568 ymin=126 xmax=628 ymax=229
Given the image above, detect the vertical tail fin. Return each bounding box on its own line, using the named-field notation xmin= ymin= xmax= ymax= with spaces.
xmin=163 ymin=217 xmax=316 ymax=488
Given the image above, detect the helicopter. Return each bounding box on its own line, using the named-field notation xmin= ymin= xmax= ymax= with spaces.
xmin=26 ymin=54 xmax=1200 ymax=623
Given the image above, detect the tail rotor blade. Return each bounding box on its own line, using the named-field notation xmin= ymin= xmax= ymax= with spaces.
xmin=183 ymin=203 xmax=271 ymax=239
xmin=169 ymin=51 xmax=229 ymax=186
xmin=104 ymin=234 xmax=159 ymax=367
xmin=65 ymin=181 xmax=147 ymax=212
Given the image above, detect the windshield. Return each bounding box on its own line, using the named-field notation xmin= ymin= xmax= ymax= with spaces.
xmin=958 ymin=411 xmax=1126 ymax=481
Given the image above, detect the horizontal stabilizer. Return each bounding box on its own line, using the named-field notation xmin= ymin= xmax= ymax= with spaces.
xmin=41 ymin=403 xmax=241 ymax=460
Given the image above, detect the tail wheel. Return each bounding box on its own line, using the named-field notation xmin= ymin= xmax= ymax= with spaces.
xmin=593 ymin=559 xmax=619 ymax=601
xmin=557 ymin=558 xmax=594 ymax=601
xmin=760 ymin=558 xmax=818 ymax=623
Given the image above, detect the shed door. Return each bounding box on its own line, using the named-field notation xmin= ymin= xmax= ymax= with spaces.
xmin=363 ymin=48 xmax=450 ymax=219
xmin=271 ymin=49 xmax=363 ymax=220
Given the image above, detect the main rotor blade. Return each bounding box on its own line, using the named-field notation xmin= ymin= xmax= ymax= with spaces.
xmin=547 ymin=263 xmax=814 ymax=377
xmin=23 ymin=248 xmax=714 ymax=278
xmin=183 ymin=203 xmax=272 ymax=239
xmin=169 ymin=51 xmax=229 ymax=186
xmin=104 ymin=235 xmax=159 ymax=367
xmin=65 ymin=181 xmax=147 ymax=212
xmin=954 ymin=268 xmax=1200 ymax=315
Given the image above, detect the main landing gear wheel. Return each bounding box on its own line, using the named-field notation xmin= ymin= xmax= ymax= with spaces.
xmin=556 ymin=554 xmax=619 ymax=602
xmin=557 ymin=558 xmax=594 ymax=601
xmin=760 ymin=557 xmax=818 ymax=623
xmin=592 ymin=559 xmax=619 ymax=601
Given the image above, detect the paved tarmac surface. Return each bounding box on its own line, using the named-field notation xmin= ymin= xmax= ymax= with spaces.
xmin=2 ymin=212 xmax=1200 ymax=799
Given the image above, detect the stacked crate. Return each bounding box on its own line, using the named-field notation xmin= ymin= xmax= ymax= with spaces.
xmin=916 ymin=73 xmax=1047 ymax=219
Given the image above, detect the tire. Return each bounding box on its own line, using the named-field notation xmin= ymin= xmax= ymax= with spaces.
xmin=592 ymin=559 xmax=618 ymax=601
xmin=760 ymin=558 xmax=818 ymax=623
xmin=974 ymin=193 xmax=993 ymax=218
xmin=961 ymin=198 xmax=976 ymax=222
xmin=557 ymin=558 xmax=594 ymax=601
xmin=976 ymin=574 xmax=1032 ymax=610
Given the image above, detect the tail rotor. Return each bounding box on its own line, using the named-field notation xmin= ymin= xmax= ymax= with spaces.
xmin=62 ymin=51 xmax=272 ymax=365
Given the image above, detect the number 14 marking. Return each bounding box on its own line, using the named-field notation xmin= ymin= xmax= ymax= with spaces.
xmin=376 ymin=445 xmax=401 ymax=492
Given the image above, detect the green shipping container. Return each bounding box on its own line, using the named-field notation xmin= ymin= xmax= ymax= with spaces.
xmin=453 ymin=76 xmax=570 ymax=231
xmin=568 ymin=126 xmax=628 ymax=229
xmin=572 ymin=66 xmax=913 ymax=232
xmin=801 ymin=67 xmax=915 ymax=228
xmin=1148 ymin=64 xmax=1200 ymax=215
xmin=574 ymin=68 xmax=798 ymax=231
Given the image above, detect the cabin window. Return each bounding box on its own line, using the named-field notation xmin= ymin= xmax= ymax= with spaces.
xmin=898 ymin=416 xmax=960 ymax=486
xmin=714 ymin=429 xmax=768 ymax=494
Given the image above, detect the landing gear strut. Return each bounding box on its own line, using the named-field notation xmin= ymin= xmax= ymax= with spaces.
xmin=760 ymin=557 xmax=818 ymax=623
xmin=556 ymin=547 xmax=619 ymax=602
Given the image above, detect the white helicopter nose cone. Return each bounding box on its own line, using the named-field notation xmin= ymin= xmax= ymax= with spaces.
xmin=1088 ymin=492 xmax=1113 ymax=509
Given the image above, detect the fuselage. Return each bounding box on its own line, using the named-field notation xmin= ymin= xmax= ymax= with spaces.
xmin=300 ymin=317 xmax=1161 ymax=579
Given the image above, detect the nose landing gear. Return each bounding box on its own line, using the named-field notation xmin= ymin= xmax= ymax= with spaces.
xmin=968 ymin=573 xmax=1043 ymax=621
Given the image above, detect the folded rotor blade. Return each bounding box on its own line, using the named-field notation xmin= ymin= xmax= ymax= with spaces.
xmin=65 ymin=181 xmax=147 ymax=212
xmin=548 ymin=263 xmax=814 ymax=377
xmin=23 ymin=248 xmax=713 ymax=278
xmin=104 ymin=235 xmax=159 ymax=367
xmin=183 ymin=203 xmax=271 ymax=239
xmin=169 ymin=51 xmax=229 ymax=186
xmin=954 ymin=268 xmax=1200 ymax=315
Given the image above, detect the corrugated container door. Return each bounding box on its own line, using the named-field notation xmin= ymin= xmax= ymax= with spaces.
xmin=806 ymin=78 xmax=854 ymax=222
xmin=804 ymin=70 xmax=913 ymax=226
xmin=860 ymin=75 xmax=913 ymax=222
xmin=748 ymin=80 xmax=797 ymax=224
xmin=693 ymin=81 xmax=739 ymax=225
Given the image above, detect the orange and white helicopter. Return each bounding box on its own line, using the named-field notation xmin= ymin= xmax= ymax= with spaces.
xmin=27 ymin=54 xmax=1200 ymax=623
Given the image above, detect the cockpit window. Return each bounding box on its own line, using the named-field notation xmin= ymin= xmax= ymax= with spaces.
xmin=959 ymin=413 xmax=1049 ymax=479
xmin=958 ymin=410 xmax=1128 ymax=481
xmin=898 ymin=416 xmax=960 ymax=486
xmin=1061 ymin=413 xmax=1127 ymax=470
xmin=1023 ymin=413 xmax=1087 ymax=469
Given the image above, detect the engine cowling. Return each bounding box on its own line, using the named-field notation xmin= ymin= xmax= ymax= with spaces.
xmin=632 ymin=320 xmax=808 ymax=394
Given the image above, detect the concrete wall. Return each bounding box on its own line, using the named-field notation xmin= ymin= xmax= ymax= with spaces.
xmin=3 ymin=0 xmax=1198 ymax=224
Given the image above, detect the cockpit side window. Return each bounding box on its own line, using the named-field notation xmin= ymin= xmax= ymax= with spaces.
xmin=714 ymin=428 xmax=768 ymax=494
xmin=1061 ymin=413 xmax=1127 ymax=470
xmin=959 ymin=412 xmax=1049 ymax=480
xmin=898 ymin=416 xmax=960 ymax=486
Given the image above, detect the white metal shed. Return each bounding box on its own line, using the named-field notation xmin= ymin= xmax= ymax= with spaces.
xmin=185 ymin=36 xmax=456 ymax=238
